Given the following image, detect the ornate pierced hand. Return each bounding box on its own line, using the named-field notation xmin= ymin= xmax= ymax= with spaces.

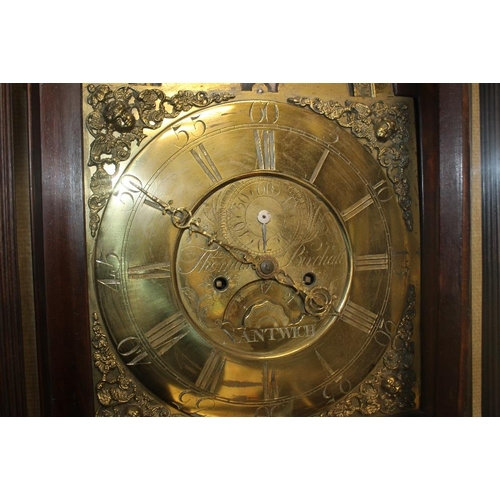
xmin=133 ymin=182 xmax=335 ymax=317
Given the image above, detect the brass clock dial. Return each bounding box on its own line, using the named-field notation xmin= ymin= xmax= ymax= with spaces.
xmin=86 ymin=83 xmax=420 ymax=417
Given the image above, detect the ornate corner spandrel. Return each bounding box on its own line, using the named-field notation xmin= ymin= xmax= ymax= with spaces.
xmin=85 ymin=84 xmax=236 ymax=237
xmin=287 ymin=95 xmax=414 ymax=231
xmin=91 ymin=312 xmax=184 ymax=417
xmin=321 ymin=285 xmax=418 ymax=417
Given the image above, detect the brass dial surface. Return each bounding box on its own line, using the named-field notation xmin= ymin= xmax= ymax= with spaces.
xmin=91 ymin=95 xmax=418 ymax=417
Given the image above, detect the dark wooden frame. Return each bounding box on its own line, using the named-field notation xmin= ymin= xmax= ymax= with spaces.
xmin=0 ymin=83 xmax=472 ymax=416
xmin=480 ymin=83 xmax=500 ymax=417
xmin=0 ymin=84 xmax=28 ymax=416
xmin=427 ymin=84 xmax=471 ymax=416
xmin=0 ymin=84 xmax=94 ymax=416
xmin=394 ymin=84 xmax=471 ymax=416
xmin=32 ymin=84 xmax=94 ymax=416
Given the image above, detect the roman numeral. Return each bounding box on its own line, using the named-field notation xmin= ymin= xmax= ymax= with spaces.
xmin=145 ymin=312 xmax=189 ymax=355
xmin=341 ymin=301 xmax=378 ymax=334
xmin=341 ymin=180 xmax=386 ymax=221
xmin=309 ymin=149 xmax=329 ymax=183
xmin=341 ymin=193 xmax=374 ymax=221
xmin=196 ymin=350 xmax=226 ymax=392
xmin=354 ymin=254 xmax=389 ymax=271
xmin=190 ymin=144 xmax=222 ymax=183
xmin=262 ymin=362 xmax=279 ymax=400
xmin=254 ymin=130 xmax=276 ymax=170
xmin=128 ymin=263 xmax=171 ymax=279
xmin=97 ymin=277 xmax=121 ymax=291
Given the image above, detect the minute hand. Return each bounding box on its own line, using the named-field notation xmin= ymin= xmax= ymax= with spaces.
xmin=134 ymin=183 xmax=334 ymax=316
xmin=131 ymin=182 xmax=257 ymax=265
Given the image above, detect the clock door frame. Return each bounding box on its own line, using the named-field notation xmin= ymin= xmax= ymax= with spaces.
xmin=0 ymin=83 xmax=472 ymax=416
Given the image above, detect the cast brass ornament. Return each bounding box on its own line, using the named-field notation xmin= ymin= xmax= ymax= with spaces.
xmin=84 ymin=83 xmax=421 ymax=417
xmin=91 ymin=312 xmax=184 ymax=416
xmin=288 ymin=95 xmax=414 ymax=230
xmin=85 ymin=84 xmax=236 ymax=236
xmin=321 ymin=285 xmax=417 ymax=416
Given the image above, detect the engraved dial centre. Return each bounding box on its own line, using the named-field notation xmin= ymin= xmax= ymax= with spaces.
xmin=175 ymin=174 xmax=352 ymax=360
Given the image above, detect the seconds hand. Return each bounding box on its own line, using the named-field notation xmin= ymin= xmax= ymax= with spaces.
xmin=257 ymin=209 xmax=271 ymax=253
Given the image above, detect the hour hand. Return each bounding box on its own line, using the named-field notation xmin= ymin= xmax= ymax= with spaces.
xmin=274 ymin=268 xmax=335 ymax=317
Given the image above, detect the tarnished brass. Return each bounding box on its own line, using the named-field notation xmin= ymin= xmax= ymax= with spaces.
xmin=83 ymin=83 xmax=421 ymax=417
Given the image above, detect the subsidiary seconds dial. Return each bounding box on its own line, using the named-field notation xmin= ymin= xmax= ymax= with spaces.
xmin=220 ymin=176 xmax=308 ymax=257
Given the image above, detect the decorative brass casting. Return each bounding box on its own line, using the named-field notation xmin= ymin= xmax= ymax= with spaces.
xmin=85 ymin=84 xmax=235 ymax=237
xmin=288 ymin=96 xmax=414 ymax=231
xmin=92 ymin=312 xmax=179 ymax=417
xmin=321 ymin=285 xmax=417 ymax=416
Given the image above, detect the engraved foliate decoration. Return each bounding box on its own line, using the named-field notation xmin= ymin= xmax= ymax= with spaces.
xmin=85 ymin=84 xmax=236 ymax=236
xmin=288 ymin=96 xmax=414 ymax=231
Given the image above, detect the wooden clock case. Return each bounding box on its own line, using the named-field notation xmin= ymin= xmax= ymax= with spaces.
xmin=0 ymin=83 xmax=474 ymax=416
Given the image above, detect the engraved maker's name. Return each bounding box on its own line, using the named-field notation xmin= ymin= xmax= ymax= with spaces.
xmin=178 ymin=243 xmax=343 ymax=276
xmin=285 ymin=244 xmax=343 ymax=268
xmin=178 ymin=247 xmax=249 ymax=275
